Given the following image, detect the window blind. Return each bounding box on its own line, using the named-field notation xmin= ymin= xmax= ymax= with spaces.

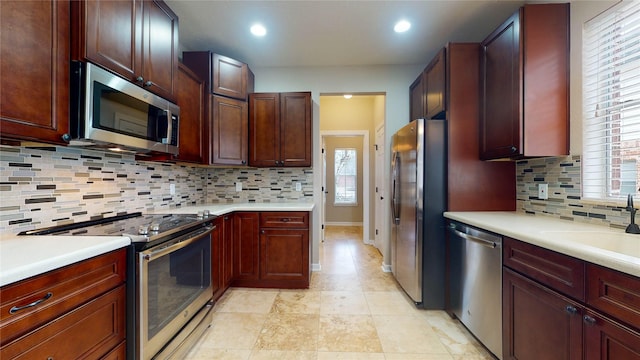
xmin=583 ymin=0 xmax=640 ymax=201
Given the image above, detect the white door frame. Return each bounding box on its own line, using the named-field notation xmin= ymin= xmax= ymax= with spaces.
xmin=319 ymin=130 xmax=370 ymax=246
xmin=374 ymin=123 xmax=385 ymax=251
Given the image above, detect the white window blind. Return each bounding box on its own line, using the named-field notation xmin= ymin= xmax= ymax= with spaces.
xmin=334 ymin=148 xmax=357 ymax=205
xmin=583 ymin=0 xmax=640 ymax=202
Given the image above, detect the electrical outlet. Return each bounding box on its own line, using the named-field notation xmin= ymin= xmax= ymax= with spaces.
xmin=538 ymin=183 xmax=548 ymax=200
xmin=295 ymin=182 xmax=302 ymax=192
xmin=235 ymin=182 xmax=242 ymax=192
xmin=169 ymin=183 xmax=175 ymax=195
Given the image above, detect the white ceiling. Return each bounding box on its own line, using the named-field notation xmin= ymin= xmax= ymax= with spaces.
xmin=166 ymin=0 xmax=527 ymax=68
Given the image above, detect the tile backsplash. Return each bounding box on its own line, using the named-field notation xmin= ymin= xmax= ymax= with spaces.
xmin=0 ymin=145 xmax=313 ymax=236
xmin=516 ymin=155 xmax=628 ymax=229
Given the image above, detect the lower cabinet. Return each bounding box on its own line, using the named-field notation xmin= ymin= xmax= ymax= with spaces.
xmin=503 ymin=237 xmax=640 ymax=360
xmin=503 ymin=268 xmax=583 ymax=360
xmin=221 ymin=214 xmax=234 ymax=292
xmin=232 ymin=211 xmax=310 ymax=289
xmin=0 ymin=249 xmax=127 ymax=359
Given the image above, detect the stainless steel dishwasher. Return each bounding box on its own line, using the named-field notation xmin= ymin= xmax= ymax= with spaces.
xmin=448 ymin=221 xmax=502 ymax=359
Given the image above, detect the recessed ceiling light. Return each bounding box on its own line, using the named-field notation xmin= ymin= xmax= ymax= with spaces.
xmin=394 ymin=20 xmax=411 ymax=33
xmin=250 ymin=24 xmax=267 ymax=37
xmin=344 ymin=94 xmax=353 ymax=99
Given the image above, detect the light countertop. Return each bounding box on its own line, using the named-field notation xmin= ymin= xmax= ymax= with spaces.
xmin=0 ymin=236 xmax=130 ymax=287
xmin=444 ymin=211 xmax=640 ymax=277
xmin=149 ymin=202 xmax=315 ymax=215
xmin=0 ymin=202 xmax=315 ymax=287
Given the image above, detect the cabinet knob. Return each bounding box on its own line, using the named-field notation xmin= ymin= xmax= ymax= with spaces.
xmin=565 ymin=305 xmax=578 ymax=315
xmin=61 ymin=133 xmax=71 ymax=142
xmin=510 ymin=146 xmax=517 ymax=153
xmin=241 ymin=160 xmax=246 ymax=165
xmin=261 ymin=230 xmax=265 ymax=234
xmin=583 ymin=315 xmax=597 ymax=325
xmin=136 ymin=76 xmax=144 ymax=82
xmin=281 ymin=218 xmax=290 ymax=222
xmin=144 ymin=80 xmax=153 ymax=87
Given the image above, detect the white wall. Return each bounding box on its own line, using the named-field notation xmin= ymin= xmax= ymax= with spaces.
xmin=252 ymin=64 xmax=424 ymax=268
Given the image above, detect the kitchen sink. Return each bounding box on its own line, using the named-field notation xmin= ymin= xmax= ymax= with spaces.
xmin=540 ymin=230 xmax=640 ymax=256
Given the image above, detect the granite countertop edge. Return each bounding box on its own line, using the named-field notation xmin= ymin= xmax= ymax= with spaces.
xmin=444 ymin=211 xmax=640 ymax=277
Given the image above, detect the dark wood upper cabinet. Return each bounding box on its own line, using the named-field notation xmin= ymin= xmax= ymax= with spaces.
xmin=249 ymin=92 xmax=312 ymax=167
xmin=408 ymin=48 xmax=446 ymax=122
xmin=174 ymin=62 xmax=206 ymax=164
xmin=72 ymin=0 xmax=179 ymax=101
xmin=480 ymin=3 xmax=569 ymax=160
xmin=182 ymin=52 xmax=254 ymax=101
xmin=211 ymin=95 xmax=248 ymax=166
xmin=0 ymin=0 xmax=70 ymax=144
xmin=425 ymin=49 xmax=446 ymax=119
xmin=409 ymin=73 xmax=425 ymax=121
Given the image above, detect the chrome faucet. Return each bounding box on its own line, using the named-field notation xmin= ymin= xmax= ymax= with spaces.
xmin=625 ymin=194 xmax=640 ymax=234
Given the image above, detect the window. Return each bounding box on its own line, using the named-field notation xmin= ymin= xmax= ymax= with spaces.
xmin=334 ymin=148 xmax=357 ymax=205
xmin=582 ymin=1 xmax=640 ymax=201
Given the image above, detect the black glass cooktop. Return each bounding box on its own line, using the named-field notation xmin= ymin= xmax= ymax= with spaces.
xmin=18 ymin=212 xmax=215 ymax=244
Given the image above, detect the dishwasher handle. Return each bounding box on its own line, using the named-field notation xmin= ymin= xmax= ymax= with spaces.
xmin=448 ymin=224 xmax=498 ymax=249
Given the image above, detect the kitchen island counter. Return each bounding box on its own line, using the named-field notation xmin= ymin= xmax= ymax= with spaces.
xmin=444 ymin=211 xmax=640 ymax=277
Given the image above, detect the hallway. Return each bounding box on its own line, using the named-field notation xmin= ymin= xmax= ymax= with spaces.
xmin=185 ymin=226 xmax=494 ymax=359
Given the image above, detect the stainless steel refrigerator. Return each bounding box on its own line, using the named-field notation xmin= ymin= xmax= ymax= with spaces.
xmin=390 ymin=118 xmax=446 ymax=308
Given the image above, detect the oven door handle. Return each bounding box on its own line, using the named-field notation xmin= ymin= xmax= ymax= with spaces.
xmin=142 ymin=225 xmax=215 ymax=262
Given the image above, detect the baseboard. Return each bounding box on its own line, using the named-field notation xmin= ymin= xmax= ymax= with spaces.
xmin=324 ymin=222 xmax=363 ymax=226
xmin=363 ymin=238 xmax=375 ymax=246
xmin=311 ymin=263 xmax=322 ymax=272
xmin=381 ymin=263 xmax=392 ymax=273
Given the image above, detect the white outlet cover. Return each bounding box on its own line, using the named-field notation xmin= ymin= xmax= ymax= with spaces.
xmin=538 ymin=183 xmax=548 ymax=200
xmin=236 ymin=182 xmax=242 ymax=192
xmin=169 ymin=183 xmax=176 ymax=195
xmin=296 ymin=182 xmax=302 ymax=191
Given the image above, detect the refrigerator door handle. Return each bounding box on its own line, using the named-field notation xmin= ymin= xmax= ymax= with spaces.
xmin=391 ymin=151 xmax=401 ymax=225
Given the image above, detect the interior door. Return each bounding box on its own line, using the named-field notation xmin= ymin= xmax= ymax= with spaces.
xmin=321 ymin=139 xmax=327 ymax=242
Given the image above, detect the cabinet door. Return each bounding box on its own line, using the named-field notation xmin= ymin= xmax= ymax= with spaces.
xmin=211 ymin=95 xmax=248 ymax=165
xmin=503 ymin=268 xmax=583 ymax=360
xmin=480 ymin=9 xmax=522 ymax=160
xmin=75 ymin=0 xmax=142 ymax=83
xmin=222 ymin=215 xmax=234 ymax=290
xmin=0 ymin=286 xmax=126 ymax=360
xmin=211 ymin=218 xmax=223 ymax=301
xmin=425 ymin=49 xmax=446 ymax=119
xmin=409 ymin=72 xmax=425 ymax=121
xmin=233 ymin=212 xmax=260 ymax=281
xmin=175 ymin=62 xmax=205 ymax=164
xmin=259 ymin=228 xmax=309 ymax=284
xmin=141 ymin=0 xmax=178 ymax=101
xmin=0 ymin=0 xmax=70 ymax=144
xmin=280 ymin=92 xmax=312 ymax=167
xmin=584 ymin=310 xmax=640 ymax=360
xmin=249 ymin=93 xmax=280 ymax=167
xmin=212 ymin=54 xmax=249 ymax=100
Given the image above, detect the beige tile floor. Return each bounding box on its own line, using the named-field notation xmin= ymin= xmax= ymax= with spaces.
xmin=186 ymin=226 xmax=496 ymax=360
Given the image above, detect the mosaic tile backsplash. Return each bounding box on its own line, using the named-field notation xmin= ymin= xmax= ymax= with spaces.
xmin=517 ymin=155 xmax=629 ymax=229
xmin=0 ymin=145 xmax=313 ymax=236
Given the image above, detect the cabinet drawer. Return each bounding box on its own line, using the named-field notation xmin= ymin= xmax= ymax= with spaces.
xmin=260 ymin=212 xmax=309 ymax=228
xmin=586 ymin=264 xmax=640 ymax=330
xmin=503 ymin=237 xmax=585 ymax=301
xmin=1 ymin=285 xmax=126 ymax=359
xmin=0 ymin=249 xmax=126 ymax=345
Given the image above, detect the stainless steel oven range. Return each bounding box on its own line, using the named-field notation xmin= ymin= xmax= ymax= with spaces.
xmin=20 ymin=212 xmax=215 ymax=360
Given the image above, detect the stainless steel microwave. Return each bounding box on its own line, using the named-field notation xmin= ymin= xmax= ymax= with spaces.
xmin=68 ymin=61 xmax=179 ymax=155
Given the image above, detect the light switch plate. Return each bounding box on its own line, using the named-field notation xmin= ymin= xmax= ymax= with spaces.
xmin=236 ymin=182 xmax=242 ymax=192
xmin=169 ymin=183 xmax=176 ymax=195
xmin=295 ymin=182 xmax=302 ymax=191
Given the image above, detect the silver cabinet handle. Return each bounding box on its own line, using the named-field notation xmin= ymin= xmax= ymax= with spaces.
xmin=9 ymin=292 xmax=53 ymax=314
xmin=448 ymin=226 xmax=498 ymax=248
